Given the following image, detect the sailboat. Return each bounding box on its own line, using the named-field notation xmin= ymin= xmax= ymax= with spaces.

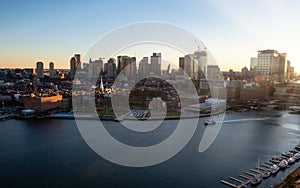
xmin=251 ymin=157 xmax=262 ymax=186
xmin=262 ymin=155 xmax=271 ymax=178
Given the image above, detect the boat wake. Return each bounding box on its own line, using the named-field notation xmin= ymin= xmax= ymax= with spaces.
xmin=223 ymin=117 xmax=269 ymax=123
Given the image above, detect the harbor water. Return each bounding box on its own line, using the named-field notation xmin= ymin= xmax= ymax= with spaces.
xmin=0 ymin=110 xmax=300 ymax=187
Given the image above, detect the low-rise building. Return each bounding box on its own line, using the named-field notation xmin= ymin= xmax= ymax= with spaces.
xmin=19 ymin=94 xmax=63 ymax=113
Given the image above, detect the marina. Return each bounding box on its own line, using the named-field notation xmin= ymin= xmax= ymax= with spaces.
xmin=221 ymin=145 xmax=300 ymax=187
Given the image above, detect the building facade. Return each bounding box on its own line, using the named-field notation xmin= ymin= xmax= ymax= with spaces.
xmin=138 ymin=57 xmax=149 ymax=78
xmin=70 ymin=54 xmax=81 ymax=80
xmin=150 ymin=53 xmax=161 ymax=76
xmin=256 ymin=50 xmax=288 ymax=82
xmin=104 ymin=58 xmax=117 ymax=81
xmin=88 ymin=58 xmax=103 ymax=81
xmin=49 ymin=62 xmax=55 ymax=78
xmin=36 ymin=61 xmax=44 ymax=79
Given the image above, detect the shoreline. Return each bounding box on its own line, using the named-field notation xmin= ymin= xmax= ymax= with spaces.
xmin=16 ymin=110 xmax=226 ymax=121
xmin=274 ymin=167 xmax=300 ymax=188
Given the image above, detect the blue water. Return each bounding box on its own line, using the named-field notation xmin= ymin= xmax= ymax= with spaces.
xmin=0 ymin=111 xmax=300 ymax=187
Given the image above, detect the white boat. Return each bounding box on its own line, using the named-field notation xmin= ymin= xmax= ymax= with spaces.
xmin=204 ymin=120 xmax=216 ymax=125
xmin=293 ymin=153 xmax=300 ymax=160
xmin=278 ymin=160 xmax=288 ymax=169
xmin=288 ymin=157 xmax=296 ymax=164
xmin=270 ymin=164 xmax=280 ymax=174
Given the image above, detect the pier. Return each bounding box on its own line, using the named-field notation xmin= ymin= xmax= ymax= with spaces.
xmin=220 ymin=144 xmax=300 ymax=187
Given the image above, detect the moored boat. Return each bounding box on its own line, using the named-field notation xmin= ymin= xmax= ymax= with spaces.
xmin=288 ymin=157 xmax=296 ymax=164
xmin=278 ymin=160 xmax=288 ymax=169
xmin=270 ymin=164 xmax=280 ymax=174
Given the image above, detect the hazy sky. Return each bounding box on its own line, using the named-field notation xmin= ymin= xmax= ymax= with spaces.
xmin=0 ymin=0 xmax=299 ymax=71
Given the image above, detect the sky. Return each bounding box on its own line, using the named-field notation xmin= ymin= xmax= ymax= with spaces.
xmin=0 ymin=0 xmax=299 ymax=71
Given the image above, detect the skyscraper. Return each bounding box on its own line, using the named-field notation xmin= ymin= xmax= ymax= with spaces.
xmin=138 ymin=57 xmax=149 ymax=78
xmin=49 ymin=62 xmax=55 ymax=78
xmin=36 ymin=61 xmax=44 ymax=79
xmin=179 ymin=57 xmax=184 ymax=70
xmin=74 ymin=54 xmax=81 ymax=70
xmin=70 ymin=54 xmax=81 ymax=79
xmin=194 ymin=51 xmax=208 ymax=80
xmin=117 ymin=55 xmax=130 ymax=74
xmin=150 ymin=53 xmax=161 ymax=76
xmin=183 ymin=51 xmax=207 ymax=80
xmin=127 ymin=57 xmax=137 ymax=80
xmin=117 ymin=56 xmax=137 ymax=80
xmin=184 ymin=54 xmax=194 ymax=79
xmin=88 ymin=58 xmax=103 ymax=81
xmin=104 ymin=58 xmax=117 ymax=81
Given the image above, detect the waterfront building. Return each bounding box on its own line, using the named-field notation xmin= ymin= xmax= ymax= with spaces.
xmin=19 ymin=94 xmax=63 ymax=113
xmin=256 ymin=50 xmax=288 ymax=82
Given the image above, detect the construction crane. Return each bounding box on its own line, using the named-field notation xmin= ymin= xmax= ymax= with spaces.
xmin=194 ymin=40 xmax=207 ymax=52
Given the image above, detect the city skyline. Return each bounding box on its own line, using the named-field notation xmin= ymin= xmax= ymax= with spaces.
xmin=1 ymin=0 xmax=300 ymax=72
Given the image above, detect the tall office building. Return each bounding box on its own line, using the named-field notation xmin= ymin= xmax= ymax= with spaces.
xmin=179 ymin=57 xmax=184 ymax=70
xmin=183 ymin=51 xmax=207 ymax=80
xmin=49 ymin=62 xmax=55 ymax=78
xmin=104 ymin=58 xmax=117 ymax=80
xmin=138 ymin=57 xmax=149 ymax=78
xmin=74 ymin=54 xmax=81 ymax=70
xmin=36 ymin=61 xmax=44 ymax=79
xmin=70 ymin=54 xmax=81 ymax=79
xmin=256 ymin=50 xmax=288 ymax=82
xmin=117 ymin=56 xmax=130 ymax=74
xmin=184 ymin=54 xmax=195 ymax=79
xmin=150 ymin=53 xmax=161 ymax=76
xmin=88 ymin=58 xmax=103 ymax=80
xmin=194 ymin=51 xmax=207 ymax=79
xmin=117 ymin=56 xmax=137 ymax=80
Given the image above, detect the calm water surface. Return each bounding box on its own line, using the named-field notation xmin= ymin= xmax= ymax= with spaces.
xmin=0 ymin=110 xmax=300 ymax=187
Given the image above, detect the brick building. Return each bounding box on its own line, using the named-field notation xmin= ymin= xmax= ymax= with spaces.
xmin=19 ymin=95 xmax=63 ymax=113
